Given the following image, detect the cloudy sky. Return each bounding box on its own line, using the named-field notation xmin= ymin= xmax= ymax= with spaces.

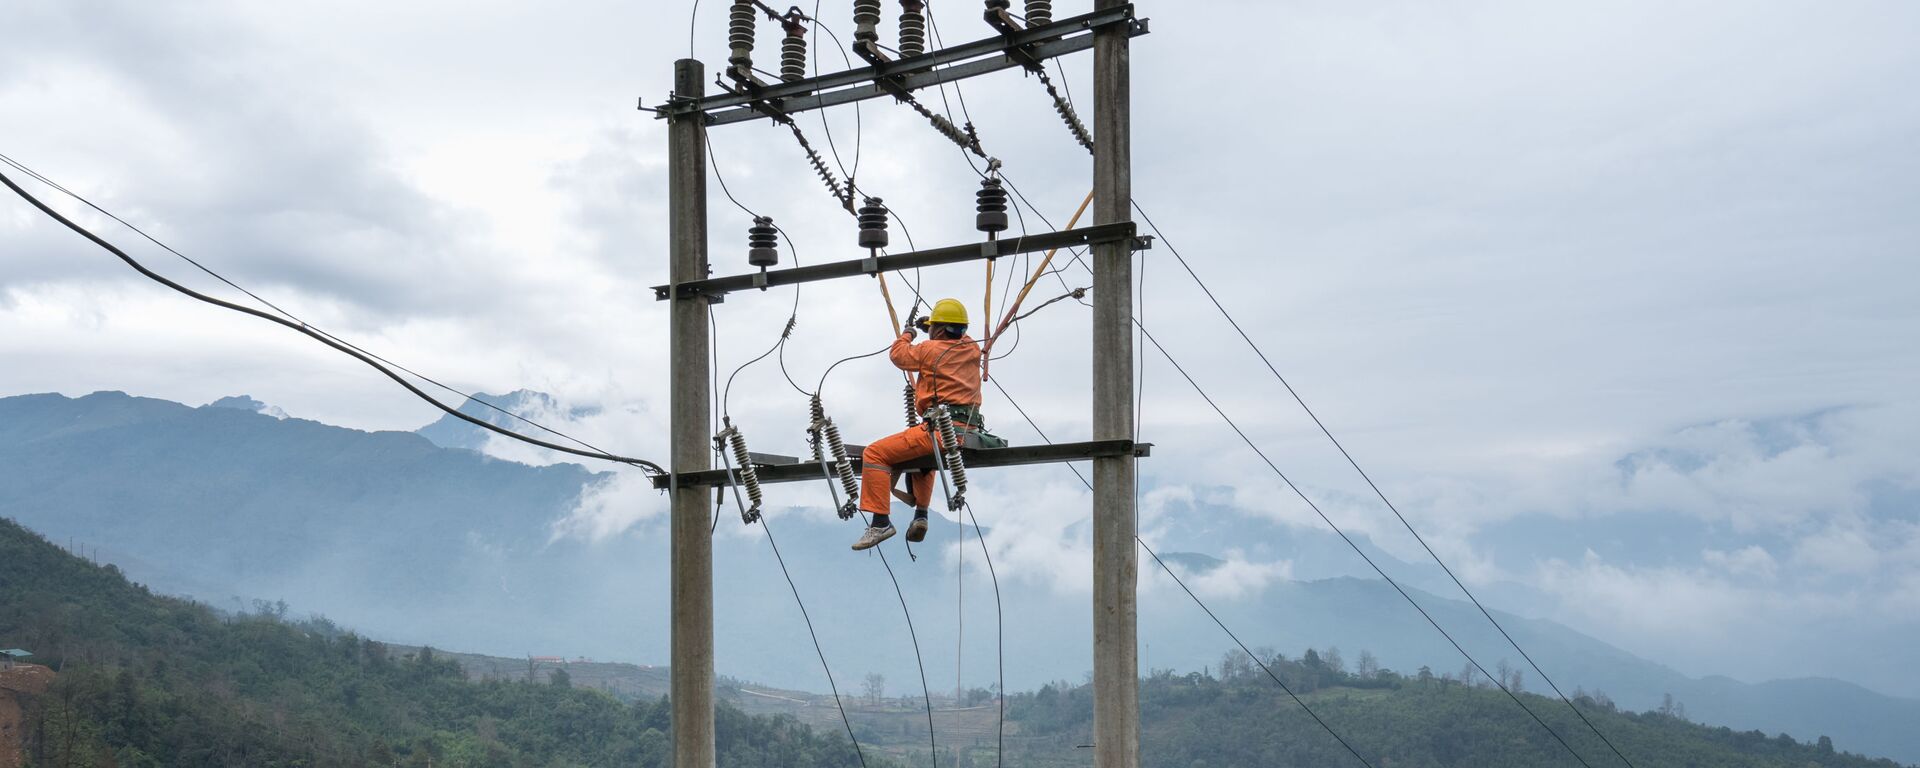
xmin=4 ymin=0 xmax=1918 ymax=695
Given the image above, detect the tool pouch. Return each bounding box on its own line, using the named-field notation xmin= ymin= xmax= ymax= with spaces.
xmin=961 ymin=429 xmax=1008 ymax=449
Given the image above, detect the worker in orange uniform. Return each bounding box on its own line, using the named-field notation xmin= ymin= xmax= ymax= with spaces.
xmin=851 ymin=298 xmax=983 ymax=551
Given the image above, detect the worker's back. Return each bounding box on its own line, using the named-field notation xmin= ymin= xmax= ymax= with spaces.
xmin=893 ymin=334 xmax=981 ymax=410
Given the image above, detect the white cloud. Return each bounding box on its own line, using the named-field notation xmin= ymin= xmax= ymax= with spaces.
xmin=549 ymin=470 xmax=666 ymax=543
xmin=7 ymin=0 xmax=1920 ymax=694
xmin=964 ymin=479 xmax=1097 ymax=595
xmin=1534 ymin=550 xmax=1809 ymax=651
xmin=1701 ymin=545 xmax=1778 ymax=582
xmin=1792 ymin=524 xmax=1880 ymax=578
xmin=1174 ymin=551 xmax=1294 ymax=602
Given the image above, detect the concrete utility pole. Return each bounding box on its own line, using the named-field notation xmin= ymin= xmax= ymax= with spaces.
xmin=655 ymin=10 xmax=1148 ymax=768
xmin=667 ymin=58 xmax=716 ymax=768
xmin=1090 ymin=0 xmax=1139 ymax=765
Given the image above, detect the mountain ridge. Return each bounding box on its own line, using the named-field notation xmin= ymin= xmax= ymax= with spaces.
xmin=3 ymin=390 xmax=1916 ymax=763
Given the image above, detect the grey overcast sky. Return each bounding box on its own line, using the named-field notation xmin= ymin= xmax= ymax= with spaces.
xmin=4 ymin=0 xmax=1918 ymax=694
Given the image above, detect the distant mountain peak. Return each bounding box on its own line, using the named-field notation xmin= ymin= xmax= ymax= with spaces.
xmin=415 ymin=390 xmax=599 ymax=451
xmin=203 ymin=395 xmax=288 ymax=420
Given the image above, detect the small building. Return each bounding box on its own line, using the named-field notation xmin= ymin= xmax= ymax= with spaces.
xmin=1 ymin=649 xmax=30 ymax=669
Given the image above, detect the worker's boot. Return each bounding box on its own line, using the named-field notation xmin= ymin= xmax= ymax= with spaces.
xmin=906 ymin=508 xmax=930 ymax=542
xmin=851 ymin=518 xmax=896 ymax=551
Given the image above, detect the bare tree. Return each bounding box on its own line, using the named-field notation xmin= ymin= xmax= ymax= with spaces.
xmin=1324 ymin=647 xmax=1346 ymax=675
xmin=864 ymin=673 xmax=886 ymax=705
xmin=1356 ymin=650 xmax=1380 ymax=680
xmin=1219 ymin=651 xmax=1250 ymax=681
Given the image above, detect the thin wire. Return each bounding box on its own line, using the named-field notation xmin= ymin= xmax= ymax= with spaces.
xmin=758 ymin=512 xmax=873 ymax=768
xmin=1135 ymin=238 xmax=1146 ymax=444
xmin=809 ymin=3 xmax=862 ymax=182
xmin=804 ymin=420 xmax=939 ymax=767
xmin=710 ymin=306 xmax=724 ymax=533
xmin=921 ymin=0 xmax=990 ymax=179
xmin=886 ymin=207 xmax=931 ymax=323
xmin=708 ymin=305 xmax=869 ymax=767
xmin=688 ymin=0 xmax=702 ymax=59
xmin=0 ymin=154 xmax=626 ymax=462
xmin=956 ymin=483 xmax=965 ymax=726
xmin=988 ymin=378 xmax=1089 ymax=489
xmin=917 ymin=430 xmax=1000 ymax=768
xmin=1043 ymin=208 xmax=1605 ymax=764
xmin=987 ymin=315 xmax=1022 ymax=361
xmin=707 ymin=134 xmax=807 ymax=416
xmin=916 ymin=397 xmax=1002 ymax=768
xmin=813 ymin=343 xmax=893 ymax=396
xmin=864 ymin=509 xmax=939 ymax=768
xmin=0 ymin=153 xmax=299 ymax=321
xmin=0 ymin=163 xmax=664 ymax=474
xmin=1130 ymin=320 xmax=1600 ymax=768
xmin=989 ymin=379 xmax=1373 ymax=766
xmin=704 ymin=127 xmax=766 ymax=220
xmin=998 ymin=171 xmax=1092 ymax=303
xmin=1005 ymin=287 xmax=1087 ymax=326
xmin=1137 ymin=537 xmax=1377 ymax=768
xmin=961 ymin=502 xmax=1005 ymax=768
xmin=1131 ymin=201 xmax=1638 ymax=768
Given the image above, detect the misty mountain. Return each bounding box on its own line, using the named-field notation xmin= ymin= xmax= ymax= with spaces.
xmin=4 ymin=390 xmax=1916 ymax=763
xmin=416 ymin=390 xmax=601 ymax=452
xmin=205 ymin=394 xmax=289 ymax=419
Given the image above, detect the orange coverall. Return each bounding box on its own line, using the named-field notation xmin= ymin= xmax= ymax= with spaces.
xmin=858 ymin=331 xmax=982 ymax=515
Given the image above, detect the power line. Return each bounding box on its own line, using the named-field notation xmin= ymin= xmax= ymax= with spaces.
xmin=699 ymin=12 xmax=1618 ymax=759
xmin=0 ymin=161 xmax=664 ymax=475
xmin=1131 ymin=201 xmax=1638 ymax=768
xmin=1137 ymin=537 xmax=1378 ymax=768
xmin=989 ymin=378 xmax=1376 ymax=768
xmin=750 ymin=510 xmax=873 ymax=767
xmin=1129 ymin=319 xmax=1600 ymax=768
xmin=961 ymin=501 xmax=1006 ymax=766
xmin=808 ymin=3 xmax=863 ymax=183
xmin=1026 ymin=194 xmax=1607 ymax=764
xmin=871 ymin=509 xmax=940 ymax=768
xmin=705 ymin=128 xmax=811 ymax=408
xmin=0 ymin=155 xmax=642 ymax=461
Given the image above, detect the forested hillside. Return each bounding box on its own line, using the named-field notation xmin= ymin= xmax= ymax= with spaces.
xmin=1000 ymin=653 xmax=1912 ymax=768
xmin=0 ymin=517 xmax=876 ymax=767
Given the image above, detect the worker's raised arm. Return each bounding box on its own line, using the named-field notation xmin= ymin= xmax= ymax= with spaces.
xmin=889 ymin=330 xmax=924 ymax=371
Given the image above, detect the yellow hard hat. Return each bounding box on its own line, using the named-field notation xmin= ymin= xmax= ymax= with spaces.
xmin=929 ymin=298 xmax=968 ymax=325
